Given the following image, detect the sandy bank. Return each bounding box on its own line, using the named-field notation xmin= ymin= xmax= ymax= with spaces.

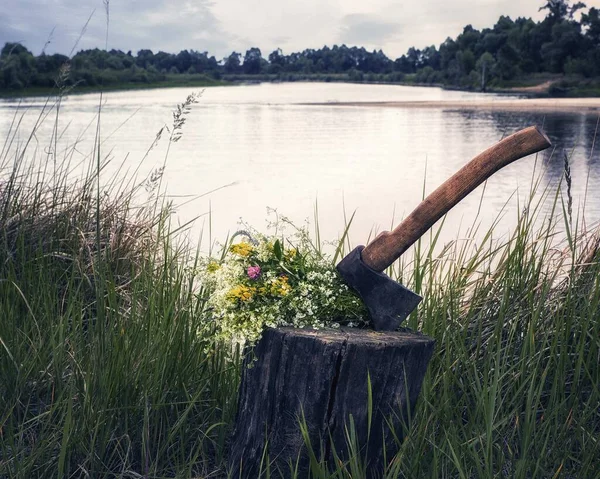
xmin=301 ymin=98 xmax=600 ymax=112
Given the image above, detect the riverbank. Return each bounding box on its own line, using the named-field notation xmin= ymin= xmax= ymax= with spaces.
xmin=0 ymin=74 xmax=227 ymax=99
xmin=220 ymin=73 xmax=600 ymax=98
xmin=3 ymin=73 xmax=600 ymax=100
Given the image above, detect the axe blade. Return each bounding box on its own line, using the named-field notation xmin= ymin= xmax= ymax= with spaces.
xmin=336 ymin=246 xmax=422 ymax=331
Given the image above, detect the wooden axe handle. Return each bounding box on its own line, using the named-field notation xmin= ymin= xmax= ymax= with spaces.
xmin=361 ymin=126 xmax=552 ymax=272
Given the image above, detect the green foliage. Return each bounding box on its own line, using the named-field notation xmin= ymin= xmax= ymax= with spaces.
xmin=0 ymin=93 xmax=242 ymax=477
xmin=243 ymin=47 xmax=265 ymax=74
xmin=224 ymin=51 xmax=241 ymax=74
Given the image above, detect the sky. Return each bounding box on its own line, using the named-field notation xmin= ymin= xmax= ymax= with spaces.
xmin=0 ymin=0 xmax=598 ymax=60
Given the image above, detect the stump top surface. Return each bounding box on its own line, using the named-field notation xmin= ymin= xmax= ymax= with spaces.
xmin=271 ymin=327 xmax=434 ymax=346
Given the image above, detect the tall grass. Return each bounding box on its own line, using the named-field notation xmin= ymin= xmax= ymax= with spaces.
xmin=385 ymin=178 xmax=600 ymax=478
xmin=258 ymin=169 xmax=599 ymax=478
xmin=0 ymin=93 xmax=240 ymax=477
xmin=0 ymin=89 xmax=598 ymax=478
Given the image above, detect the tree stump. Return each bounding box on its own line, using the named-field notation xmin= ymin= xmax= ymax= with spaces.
xmin=229 ymin=327 xmax=435 ymax=478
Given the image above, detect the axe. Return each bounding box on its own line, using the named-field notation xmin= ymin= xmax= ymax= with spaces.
xmin=336 ymin=126 xmax=552 ymax=331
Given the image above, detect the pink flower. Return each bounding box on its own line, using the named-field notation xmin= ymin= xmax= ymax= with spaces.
xmin=247 ymin=265 xmax=261 ymax=280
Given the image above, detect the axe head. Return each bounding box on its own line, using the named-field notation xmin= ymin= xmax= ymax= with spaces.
xmin=336 ymin=246 xmax=422 ymax=331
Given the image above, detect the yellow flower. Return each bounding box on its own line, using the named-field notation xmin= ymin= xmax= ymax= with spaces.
xmin=284 ymin=248 xmax=298 ymax=260
xmin=229 ymin=242 xmax=254 ymax=257
xmin=270 ymin=275 xmax=291 ymax=297
xmin=227 ymin=285 xmax=256 ymax=303
xmin=206 ymin=261 xmax=220 ymax=273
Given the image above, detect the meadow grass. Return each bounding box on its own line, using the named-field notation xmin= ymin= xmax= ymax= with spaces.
xmin=0 ymin=92 xmax=241 ymax=478
xmin=0 ymin=91 xmax=598 ymax=478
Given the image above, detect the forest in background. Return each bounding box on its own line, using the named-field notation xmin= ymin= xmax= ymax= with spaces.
xmin=1 ymin=0 xmax=599 ymax=96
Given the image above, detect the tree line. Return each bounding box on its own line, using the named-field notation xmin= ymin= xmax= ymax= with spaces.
xmin=1 ymin=0 xmax=599 ymax=93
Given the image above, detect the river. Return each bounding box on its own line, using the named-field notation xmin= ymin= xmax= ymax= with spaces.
xmin=1 ymin=82 xmax=599 ymax=254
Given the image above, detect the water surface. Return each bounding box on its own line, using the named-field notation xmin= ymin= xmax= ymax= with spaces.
xmin=1 ymin=83 xmax=599 ymax=254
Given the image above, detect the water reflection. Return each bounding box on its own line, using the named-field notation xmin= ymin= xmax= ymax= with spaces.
xmin=1 ymin=84 xmax=599 ymax=252
xmin=451 ymin=108 xmax=600 ymax=221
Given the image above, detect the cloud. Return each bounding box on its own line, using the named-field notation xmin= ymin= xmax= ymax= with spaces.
xmin=270 ymin=36 xmax=291 ymax=48
xmin=0 ymin=0 xmax=551 ymax=60
xmin=0 ymin=0 xmax=236 ymax=57
xmin=378 ymin=0 xmax=548 ymax=54
xmin=338 ymin=14 xmax=402 ymax=47
xmin=211 ymin=0 xmax=341 ymax=54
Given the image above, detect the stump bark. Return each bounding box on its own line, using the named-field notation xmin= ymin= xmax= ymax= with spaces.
xmin=229 ymin=327 xmax=435 ymax=477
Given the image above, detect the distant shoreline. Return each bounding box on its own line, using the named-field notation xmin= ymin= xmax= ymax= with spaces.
xmin=4 ymin=80 xmax=600 ymax=111
xmin=3 ymin=73 xmax=600 ymax=101
xmin=0 ymin=77 xmax=228 ymax=99
xmin=300 ymin=98 xmax=600 ymax=113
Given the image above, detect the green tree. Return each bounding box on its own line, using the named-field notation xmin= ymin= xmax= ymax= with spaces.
xmin=243 ymin=48 xmax=263 ymax=74
xmin=268 ymin=48 xmax=286 ymax=73
xmin=1 ymin=42 xmax=31 ymax=58
xmin=495 ymin=43 xmax=520 ymax=79
xmin=224 ymin=52 xmax=241 ymax=74
xmin=1 ymin=61 xmax=23 ymax=89
xmin=175 ymin=50 xmax=192 ymax=73
xmin=541 ymin=19 xmax=584 ymax=72
xmin=0 ymin=43 xmax=36 ymax=89
xmin=582 ymin=7 xmax=600 ymax=43
xmin=421 ymin=46 xmax=441 ymax=70
xmin=540 ymin=0 xmax=586 ymax=22
xmin=136 ymin=49 xmax=154 ymax=68
xmin=476 ymin=52 xmax=496 ymax=91
xmin=457 ymin=49 xmax=476 ymax=75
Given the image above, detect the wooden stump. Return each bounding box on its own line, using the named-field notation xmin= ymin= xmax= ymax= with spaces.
xmin=229 ymin=327 xmax=435 ymax=478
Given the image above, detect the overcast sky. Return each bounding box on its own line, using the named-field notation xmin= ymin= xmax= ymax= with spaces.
xmin=1 ymin=0 xmax=598 ymax=60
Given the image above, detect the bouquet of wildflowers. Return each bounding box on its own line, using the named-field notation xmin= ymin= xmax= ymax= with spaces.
xmin=200 ymin=228 xmax=367 ymax=345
